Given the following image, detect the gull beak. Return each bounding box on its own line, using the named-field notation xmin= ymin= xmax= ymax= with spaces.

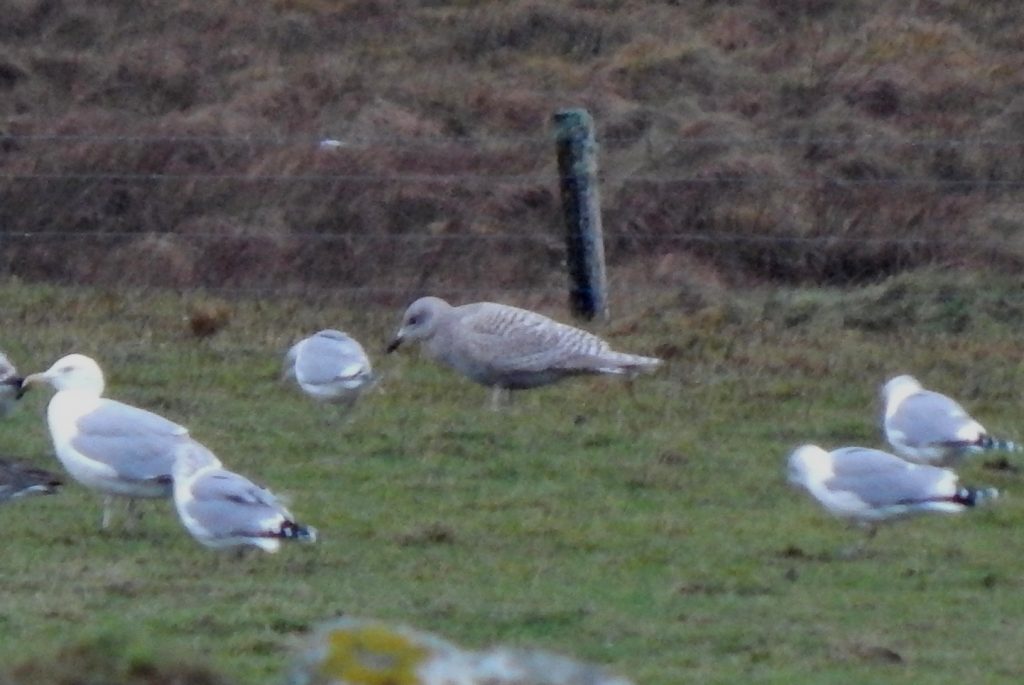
xmin=20 ymin=371 xmax=51 ymax=394
xmin=385 ymin=334 xmax=403 ymax=354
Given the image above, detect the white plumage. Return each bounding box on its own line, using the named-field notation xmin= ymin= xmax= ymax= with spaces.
xmin=787 ymin=444 xmax=998 ymax=535
xmin=22 ymin=354 xmax=196 ymax=529
xmin=882 ymin=374 xmax=1016 ymax=466
xmin=172 ymin=441 xmax=317 ymax=553
xmin=283 ymin=329 xmax=375 ymax=408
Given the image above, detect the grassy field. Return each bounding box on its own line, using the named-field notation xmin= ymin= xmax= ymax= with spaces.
xmin=2 ymin=273 xmax=1024 ymax=684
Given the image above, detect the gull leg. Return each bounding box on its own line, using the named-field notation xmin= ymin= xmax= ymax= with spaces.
xmin=209 ymin=547 xmax=246 ymax=572
xmin=213 ymin=550 xmax=230 ymax=572
xmin=125 ymin=498 xmax=142 ymax=531
xmin=229 ymin=546 xmax=259 ymax=568
xmin=837 ymin=524 xmax=878 ymax=560
xmin=624 ymin=375 xmax=637 ymax=400
xmin=490 ymin=387 xmax=507 ymax=411
xmin=837 ymin=540 xmax=866 ymax=561
xmin=328 ymin=400 xmax=359 ymax=428
xmin=316 ymin=408 xmax=337 ymax=429
xmin=101 ymin=496 xmax=114 ymax=531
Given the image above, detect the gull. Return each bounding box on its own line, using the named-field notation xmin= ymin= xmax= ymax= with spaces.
xmin=22 ymin=353 xmax=198 ymax=530
xmin=0 ymin=351 xmax=25 ymax=418
xmin=386 ymin=296 xmax=662 ymax=408
xmin=172 ymin=441 xmax=317 ymax=553
xmin=787 ymin=444 xmax=999 ymax=551
xmin=882 ymin=374 xmax=1018 ymax=466
xmin=283 ymin=329 xmax=376 ymax=410
xmin=0 ymin=458 xmax=62 ymax=503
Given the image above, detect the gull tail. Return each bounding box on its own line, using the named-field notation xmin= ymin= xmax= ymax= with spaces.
xmin=598 ymin=351 xmax=663 ymax=375
xmin=951 ymin=486 xmax=1000 ymax=508
xmin=279 ymin=520 xmax=318 ymax=543
xmin=976 ymin=435 xmax=1021 ymax=453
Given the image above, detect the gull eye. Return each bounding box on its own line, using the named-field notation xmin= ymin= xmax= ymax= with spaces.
xmin=407 ymin=315 xmax=419 ymax=326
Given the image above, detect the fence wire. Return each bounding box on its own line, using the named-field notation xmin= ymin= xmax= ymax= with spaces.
xmin=2 ymin=129 xmax=1023 ymax=301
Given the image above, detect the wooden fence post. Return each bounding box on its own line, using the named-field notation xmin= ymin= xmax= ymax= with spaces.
xmin=553 ymin=108 xmax=609 ymax=322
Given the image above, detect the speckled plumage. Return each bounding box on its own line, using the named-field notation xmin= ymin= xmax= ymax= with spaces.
xmin=387 ymin=297 xmax=661 ymax=394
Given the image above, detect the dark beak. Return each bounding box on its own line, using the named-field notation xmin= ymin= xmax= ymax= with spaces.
xmin=385 ymin=337 xmax=403 ymax=354
xmin=3 ymin=376 xmax=25 ymax=399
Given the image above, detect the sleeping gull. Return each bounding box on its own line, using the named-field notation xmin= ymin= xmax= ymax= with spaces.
xmin=0 ymin=351 xmax=25 ymax=417
xmin=172 ymin=441 xmax=317 ymax=553
xmin=0 ymin=458 xmax=62 ymax=503
xmin=787 ymin=444 xmax=999 ymax=549
xmin=21 ymin=353 xmax=202 ymax=530
xmin=882 ymin=374 xmax=1018 ymax=466
xmin=283 ymin=329 xmax=376 ymax=409
xmin=386 ymin=296 xmax=662 ymax=407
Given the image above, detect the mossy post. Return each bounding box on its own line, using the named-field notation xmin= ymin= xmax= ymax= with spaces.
xmin=554 ymin=108 xmax=609 ymax=322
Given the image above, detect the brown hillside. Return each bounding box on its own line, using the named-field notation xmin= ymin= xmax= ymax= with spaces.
xmin=2 ymin=1 xmax=1024 ymax=299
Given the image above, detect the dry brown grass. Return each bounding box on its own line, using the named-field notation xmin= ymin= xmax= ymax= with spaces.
xmin=3 ymin=1 xmax=1024 ymax=292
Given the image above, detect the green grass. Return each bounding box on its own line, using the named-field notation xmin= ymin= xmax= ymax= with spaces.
xmin=2 ymin=273 xmax=1024 ymax=683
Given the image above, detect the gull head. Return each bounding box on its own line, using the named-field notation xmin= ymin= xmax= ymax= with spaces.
xmin=22 ymin=354 xmax=105 ymax=396
xmin=787 ymin=444 xmax=832 ymax=489
xmin=172 ymin=441 xmax=222 ymax=481
xmin=0 ymin=352 xmax=25 ymax=412
xmin=881 ymin=374 xmax=923 ymax=408
xmin=386 ymin=296 xmax=449 ymax=353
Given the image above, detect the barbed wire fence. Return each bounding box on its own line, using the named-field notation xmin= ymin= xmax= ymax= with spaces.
xmin=3 ymin=125 xmax=1024 ymax=312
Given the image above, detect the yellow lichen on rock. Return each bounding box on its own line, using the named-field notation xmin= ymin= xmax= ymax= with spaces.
xmin=319 ymin=624 xmax=430 ymax=685
xmin=290 ymin=617 xmax=635 ymax=685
